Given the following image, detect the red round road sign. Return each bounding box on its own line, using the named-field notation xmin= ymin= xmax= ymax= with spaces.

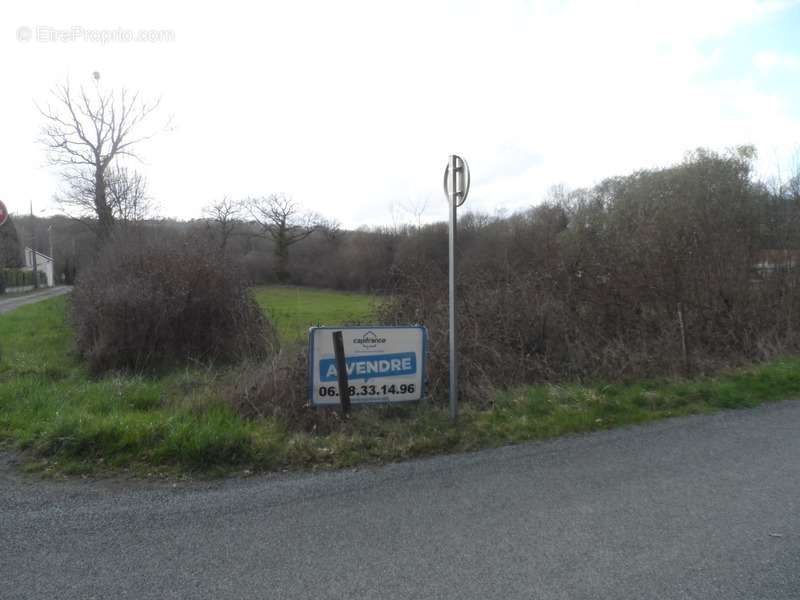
xmin=0 ymin=199 xmax=8 ymax=227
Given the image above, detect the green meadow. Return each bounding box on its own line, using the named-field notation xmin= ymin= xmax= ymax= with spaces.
xmin=252 ymin=286 xmax=376 ymax=343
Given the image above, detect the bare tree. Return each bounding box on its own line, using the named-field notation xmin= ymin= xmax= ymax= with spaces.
xmin=318 ymin=217 xmax=342 ymax=241
xmin=107 ymin=166 xmax=152 ymax=226
xmin=400 ymin=196 xmax=430 ymax=230
xmin=202 ymin=196 xmax=242 ymax=251
xmin=245 ymin=194 xmax=319 ymax=281
xmin=38 ymin=78 xmax=161 ymax=242
xmin=59 ymin=164 xmax=152 ymax=232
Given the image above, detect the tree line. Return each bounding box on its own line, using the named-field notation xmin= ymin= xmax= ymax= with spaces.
xmin=4 ymin=147 xmax=800 ymax=299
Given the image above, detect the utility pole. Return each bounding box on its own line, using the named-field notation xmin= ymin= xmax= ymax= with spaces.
xmin=49 ymin=224 xmax=55 ymax=286
xmin=29 ymin=200 xmax=38 ymax=290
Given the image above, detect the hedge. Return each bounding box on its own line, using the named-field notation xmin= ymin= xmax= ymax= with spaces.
xmin=0 ymin=269 xmax=47 ymax=293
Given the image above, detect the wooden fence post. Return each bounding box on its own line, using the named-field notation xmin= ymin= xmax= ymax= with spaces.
xmin=332 ymin=331 xmax=351 ymax=417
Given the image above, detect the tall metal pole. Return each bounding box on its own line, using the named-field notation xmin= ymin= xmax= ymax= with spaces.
xmin=49 ymin=225 xmax=54 ymax=287
xmin=30 ymin=200 xmax=38 ymax=290
xmin=448 ymin=155 xmax=458 ymax=422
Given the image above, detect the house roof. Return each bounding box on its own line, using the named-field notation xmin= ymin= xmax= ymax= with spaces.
xmin=24 ymin=247 xmax=53 ymax=262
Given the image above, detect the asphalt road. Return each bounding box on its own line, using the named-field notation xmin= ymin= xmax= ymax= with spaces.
xmin=0 ymin=286 xmax=71 ymax=314
xmin=2 ymin=401 xmax=799 ymax=599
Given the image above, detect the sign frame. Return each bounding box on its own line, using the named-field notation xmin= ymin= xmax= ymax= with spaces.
xmin=307 ymin=325 xmax=428 ymax=407
xmin=443 ymin=155 xmax=470 ymax=207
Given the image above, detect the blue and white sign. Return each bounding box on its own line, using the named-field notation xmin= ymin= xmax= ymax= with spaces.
xmin=308 ymin=326 xmax=427 ymax=406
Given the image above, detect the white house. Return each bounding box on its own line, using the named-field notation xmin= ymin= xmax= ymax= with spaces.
xmin=23 ymin=247 xmax=55 ymax=287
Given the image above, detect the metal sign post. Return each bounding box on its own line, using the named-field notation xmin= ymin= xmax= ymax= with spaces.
xmin=443 ymin=155 xmax=470 ymax=422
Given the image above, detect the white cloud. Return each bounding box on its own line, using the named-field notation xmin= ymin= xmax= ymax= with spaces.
xmin=0 ymin=0 xmax=798 ymax=227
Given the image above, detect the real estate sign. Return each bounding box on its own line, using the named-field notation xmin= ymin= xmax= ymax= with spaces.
xmin=308 ymin=326 xmax=427 ymax=406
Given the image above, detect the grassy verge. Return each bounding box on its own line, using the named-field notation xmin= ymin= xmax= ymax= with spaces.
xmin=0 ymin=296 xmax=280 ymax=476
xmin=1 ymin=291 xmax=799 ymax=477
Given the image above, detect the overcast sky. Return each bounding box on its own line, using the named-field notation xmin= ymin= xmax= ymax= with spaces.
xmin=2 ymin=0 xmax=799 ymax=227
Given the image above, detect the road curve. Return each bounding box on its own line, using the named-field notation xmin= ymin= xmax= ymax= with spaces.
xmin=0 ymin=286 xmax=71 ymax=314
xmin=2 ymin=401 xmax=799 ymax=599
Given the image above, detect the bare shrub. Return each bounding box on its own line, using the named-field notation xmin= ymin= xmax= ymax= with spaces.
xmin=380 ymin=148 xmax=800 ymax=403
xmin=71 ymin=232 xmax=275 ymax=373
xmin=223 ymin=349 xmax=346 ymax=432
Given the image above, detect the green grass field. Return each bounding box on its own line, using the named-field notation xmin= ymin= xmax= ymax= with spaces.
xmin=2 ymin=287 xmax=800 ymax=477
xmin=252 ymin=286 xmax=377 ymax=343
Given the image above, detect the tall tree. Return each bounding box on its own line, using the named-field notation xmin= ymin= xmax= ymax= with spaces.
xmin=203 ymin=197 xmax=242 ymax=252
xmin=246 ymin=194 xmax=319 ymax=281
xmin=38 ymin=77 xmax=161 ymax=242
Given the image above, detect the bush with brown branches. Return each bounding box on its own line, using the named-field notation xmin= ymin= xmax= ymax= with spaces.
xmin=71 ymin=232 xmax=276 ymax=373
